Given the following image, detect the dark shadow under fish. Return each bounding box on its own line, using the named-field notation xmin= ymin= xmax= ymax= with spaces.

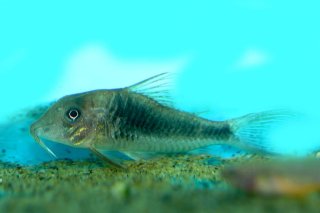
xmin=30 ymin=73 xmax=290 ymax=168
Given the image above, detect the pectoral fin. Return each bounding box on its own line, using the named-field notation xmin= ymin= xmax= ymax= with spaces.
xmin=90 ymin=147 xmax=125 ymax=169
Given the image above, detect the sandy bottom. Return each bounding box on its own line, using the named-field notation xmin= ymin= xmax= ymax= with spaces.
xmin=0 ymin=155 xmax=319 ymax=213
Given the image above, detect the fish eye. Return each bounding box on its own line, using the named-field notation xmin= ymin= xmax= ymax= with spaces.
xmin=67 ymin=108 xmax=81 ymax=121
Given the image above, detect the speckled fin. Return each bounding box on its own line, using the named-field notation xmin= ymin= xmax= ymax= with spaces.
xmin=126 ymin=72 xmax=174 ymax=107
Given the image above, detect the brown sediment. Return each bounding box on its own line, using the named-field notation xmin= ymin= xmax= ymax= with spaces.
xmin=222 ymin=157 xmax=320 ymax=198
xmin=0 ymin=155 xmax=320 ymax=213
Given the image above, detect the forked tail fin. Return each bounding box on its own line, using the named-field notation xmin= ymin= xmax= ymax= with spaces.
xmin=228 ymin=110 xmax=294 ymax=154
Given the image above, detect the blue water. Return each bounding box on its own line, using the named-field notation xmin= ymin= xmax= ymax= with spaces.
xmin=1 ymin=1 xmax=320 ymax=164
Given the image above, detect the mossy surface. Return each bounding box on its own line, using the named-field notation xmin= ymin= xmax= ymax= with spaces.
xmin=0 ymin=155 xmax=319 ymax=213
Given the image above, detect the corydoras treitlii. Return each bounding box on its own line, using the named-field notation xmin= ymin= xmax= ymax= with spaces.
xmin=30 ymin=73 xmax=288 ymax=167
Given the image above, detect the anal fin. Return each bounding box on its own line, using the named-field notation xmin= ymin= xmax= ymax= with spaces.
xmin=123 ymin=151 xmax=164 ymax=161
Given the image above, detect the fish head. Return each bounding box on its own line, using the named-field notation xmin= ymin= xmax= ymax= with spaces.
xmin=30 ymin=92 xmax=102 ymax=153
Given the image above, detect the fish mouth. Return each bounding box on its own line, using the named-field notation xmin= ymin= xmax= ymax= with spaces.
xmin=30 ymin=123 xmax=57 ymax=158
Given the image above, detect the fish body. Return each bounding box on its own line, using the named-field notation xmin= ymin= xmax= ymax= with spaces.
xmin=30 ymin=73 xmax=287 ymax=163
xmin=32 ymin=89 xmax=231 ymax=152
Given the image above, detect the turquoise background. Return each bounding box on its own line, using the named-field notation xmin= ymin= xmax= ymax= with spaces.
xmin=1 ymin=1 xmax=320 ymax=163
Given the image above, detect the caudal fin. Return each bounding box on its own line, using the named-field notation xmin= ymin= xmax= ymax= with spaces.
xmin=228 ymin=110 xmax=293 ymax=154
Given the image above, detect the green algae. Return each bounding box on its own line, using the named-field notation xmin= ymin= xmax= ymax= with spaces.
xmin=0 ymin=155 xmax=319 ymax=213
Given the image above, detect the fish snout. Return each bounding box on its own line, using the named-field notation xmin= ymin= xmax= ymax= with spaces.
xmin=30 ymin=119 xmax=51 ymax=139
xmin=30 ymin=122 xmax=39 ymax=139
xmin=30 ymin=121 xmax=45 ymax=139
xmin=30 ymin=120 xmax=49 ymax=143
xmin=30 ymin=121 xmax=57 ymax=158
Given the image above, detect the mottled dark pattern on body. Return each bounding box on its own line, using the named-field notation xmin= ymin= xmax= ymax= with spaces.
xmin=101 ymin=90 xmax=233 ymax=143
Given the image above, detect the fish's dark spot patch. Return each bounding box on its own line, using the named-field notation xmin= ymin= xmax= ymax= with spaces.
xmin=1 ymin=149 xmax=5 ymax=153
xmin=203 ymin=123 xmax=232 ymax=139
xmin=219 ymin=124 xmax=232 ymax=135
xmin=113 ymin=92 xmax=194 ymax=138
xmin=119 ymin=130 xmax=125 ymax=138
xmin=104 ymin=91 xmax=235 ymax=142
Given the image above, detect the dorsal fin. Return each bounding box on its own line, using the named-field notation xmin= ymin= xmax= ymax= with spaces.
xmin=125 ymin=72 xmax=174 ymax=107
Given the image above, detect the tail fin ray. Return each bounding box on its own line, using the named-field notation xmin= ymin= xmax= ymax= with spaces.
xmin=229 ymin=110 xmax=293 ymax=154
